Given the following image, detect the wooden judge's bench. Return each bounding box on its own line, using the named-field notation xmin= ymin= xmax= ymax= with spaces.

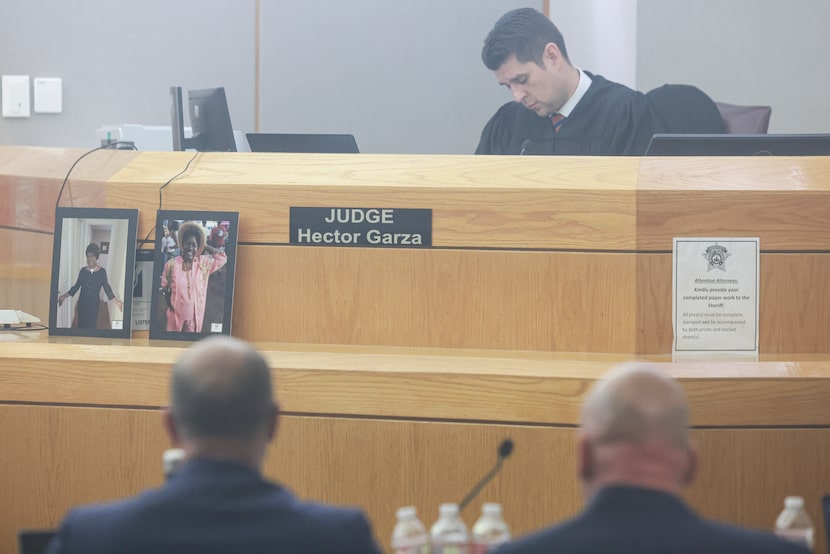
xmin=1 ymin=146 xmax=829 ymax=553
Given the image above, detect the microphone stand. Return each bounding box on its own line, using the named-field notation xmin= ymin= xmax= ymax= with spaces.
xmin=458 ymin=439 xmax=514 ymax=513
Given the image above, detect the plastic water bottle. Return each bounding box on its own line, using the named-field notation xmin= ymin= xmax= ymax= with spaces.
xmin=430 ymin=503 xmax=469 ymax=554
xmin=162 ymin=448 xmax=186 ymax=480
xmin=392 ymin=506 xmax=429 ymax=554
xmin=774 ymin=496 xmax=814 ymax=550
xmin=471 ymin=503 xmax=510 ymax=553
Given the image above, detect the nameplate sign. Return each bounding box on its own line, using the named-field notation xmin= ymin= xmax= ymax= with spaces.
xmin=290 ymin=207 xmax=432 ymax=248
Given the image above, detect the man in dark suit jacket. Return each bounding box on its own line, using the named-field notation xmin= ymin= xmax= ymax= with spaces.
xmin=497 ymin=363 xmax=809 ymax=554
xmin=47 ymin=336 xmax=382 ymax=554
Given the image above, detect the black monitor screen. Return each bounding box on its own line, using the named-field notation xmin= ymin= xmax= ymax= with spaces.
xmin=169 ymin=86 xmax=236 ymax=152
xmin=646 ymin=133 xmax=830 ymax=156
xmin=246 ymin=133 xmax=359 ymax=153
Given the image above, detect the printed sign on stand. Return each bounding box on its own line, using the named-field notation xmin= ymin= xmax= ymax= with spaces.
xmin=672 ymin=238 xmax=760 ymax=355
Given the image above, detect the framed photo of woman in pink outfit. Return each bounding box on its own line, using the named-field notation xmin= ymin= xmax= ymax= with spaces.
xmin=149 ymin=210 xmax=239 ymax=341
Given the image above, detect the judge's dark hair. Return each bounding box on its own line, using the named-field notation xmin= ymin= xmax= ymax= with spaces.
xmin=171 ymin=342 xmax=275 ymax=440
xmin=177 ymin=221 xmax=206 ymax=252
xmin=85 ymin=243 xmax=100 ymax=258
xmin=482 ymin=8 xmax=569 ymax=71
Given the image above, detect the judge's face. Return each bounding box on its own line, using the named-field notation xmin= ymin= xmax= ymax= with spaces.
xmin=85 ymin=253 xmax=98 ymax=268
xmin=494 ymin=44 xmax=572 ymax=118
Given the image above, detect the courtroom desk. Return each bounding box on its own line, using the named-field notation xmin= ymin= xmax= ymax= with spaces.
xmin=1 ymin=338 xmax=829 ymax=553
xmin=3 ymin=146 xmax=830 ymax=354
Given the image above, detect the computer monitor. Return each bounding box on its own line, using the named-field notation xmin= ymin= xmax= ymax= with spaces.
xmin=246 ymin=132 xmax=359 ymax=154
xmin=170 ymin=86 xmax=237 ymax=152
xmin=645 ymin=133 xmax=830 ymax=156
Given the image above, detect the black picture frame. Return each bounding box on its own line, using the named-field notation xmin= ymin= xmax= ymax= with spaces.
xmin=149 ymin=210 xmax=239 ymax=341
xmin=49 ymin=207 xmax=139 ymax=338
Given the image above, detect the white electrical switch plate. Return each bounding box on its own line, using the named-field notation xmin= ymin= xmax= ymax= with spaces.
xmin=2 ymin=75 xmax=31 ymax=117
xmin=34 ymin=77 xmax=62 ymax=113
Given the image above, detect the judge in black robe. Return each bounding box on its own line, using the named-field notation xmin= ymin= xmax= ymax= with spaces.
xmin=476 ymin=8 xmax=662 ymax=157
xmin=476 ymin=72 xmax=660 ymax=156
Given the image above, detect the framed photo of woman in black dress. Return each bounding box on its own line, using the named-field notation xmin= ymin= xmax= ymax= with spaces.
xmin=49 ymin=207 xmax=139 ymax=338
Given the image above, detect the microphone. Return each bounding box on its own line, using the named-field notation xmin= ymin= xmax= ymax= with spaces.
xmin=519 ymin=139 xmax=532 ymax=155
xmin=458 ymin=439 xmax=514 ymax=512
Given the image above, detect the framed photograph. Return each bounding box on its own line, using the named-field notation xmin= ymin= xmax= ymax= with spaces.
xmin=49 ymin=207 xmax=139 ymax=338
xmin=149 ymin=210 xmax=239 ymax=341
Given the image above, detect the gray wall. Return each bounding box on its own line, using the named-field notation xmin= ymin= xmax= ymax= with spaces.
xmin=637 ymin=0 xmax=830 ymax=133
xmin=2 ymin=1 xmax=829 ymax=152
xmin=0 ymin=1 xmax=256 ymax=148
xmin=259 ymin=0 xmax=531 ymax=154
xmin=0 ymin=0 xmax=532 ymax=154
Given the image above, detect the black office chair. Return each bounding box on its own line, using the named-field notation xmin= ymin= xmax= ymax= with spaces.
xmin=822 ymin=494 xmax=830 ymax=551
xmin=645 ymin=84 xmax=725 ymax=134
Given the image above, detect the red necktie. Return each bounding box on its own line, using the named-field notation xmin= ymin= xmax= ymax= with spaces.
xmin=550 ymin=113 xmax=565 ymax=133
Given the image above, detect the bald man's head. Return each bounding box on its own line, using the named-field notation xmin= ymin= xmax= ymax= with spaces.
xmin=581 ymin=362 xmax=690 ymax=448
xmin=577 ymin=363 xmax=696 ymax=498
xmin=170 ymin=336 xmax=276 ymax=441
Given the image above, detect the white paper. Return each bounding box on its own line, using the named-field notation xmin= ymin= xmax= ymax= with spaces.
xmin=672 ymin=238 xmax=759 ymax=354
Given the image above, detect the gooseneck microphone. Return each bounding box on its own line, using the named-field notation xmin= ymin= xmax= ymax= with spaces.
xmin=519 ymin=139 xmax=532 ymax=155
xmin=458 ymin=439 xmax=514 ymax=512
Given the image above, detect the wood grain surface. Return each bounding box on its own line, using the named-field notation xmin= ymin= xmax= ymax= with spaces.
xmin=637 ymin=252 xmax=830 ymax=353
xmin=0 ymin=228 xmax=53 ymax=320
xmin=106 ymin=151 xmax=640 ymax=249
xmin=231 ymin=246 xmax=638 ymax=351
xmin=637 ymin=156 xmax=830 ymax=250
xmin=2 ymin=341 xmax=829 ymax=427
xmin=3 ymin=144 xmax=830 ymax=553
xmin=0 ymin=146 xmax=136 ymax=231
xmin=2 ymin=146 xmax=829 ymax=353
xmin=1 ymin=405 xmax=828 ymax=554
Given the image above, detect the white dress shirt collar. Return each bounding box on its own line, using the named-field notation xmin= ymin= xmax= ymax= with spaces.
xmin=558 ymin=68 xmax=592 ymax=117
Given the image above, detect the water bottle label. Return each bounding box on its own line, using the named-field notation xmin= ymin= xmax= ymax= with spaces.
xmin=434 ymin=547 xmax=468 ymax=554
xmin=775 ymin=528 xmax=814 ymax=549
xmin=394 ymin=548 xmax=430 ymax=554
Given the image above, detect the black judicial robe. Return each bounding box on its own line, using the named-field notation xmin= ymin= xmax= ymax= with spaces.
xmin=475 ymin=73 xmax=660 ymax=156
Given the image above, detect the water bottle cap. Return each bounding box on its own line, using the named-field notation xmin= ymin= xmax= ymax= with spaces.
xmin=482 ymin=502 xmax=502 ymax=516
xmin=162 ymin=448 xmax=186 ymax=476
xmin=784 ymin=496 xmax=804 ymax=509
xmin=396 ymin=506 xmax=417 ymax=520
xmin=439 ymin=503 xmax=460 ymax=516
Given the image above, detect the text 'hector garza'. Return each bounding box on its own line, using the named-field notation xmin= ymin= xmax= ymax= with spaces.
xmin=296 ymin=208 xmax=426 ymax=246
